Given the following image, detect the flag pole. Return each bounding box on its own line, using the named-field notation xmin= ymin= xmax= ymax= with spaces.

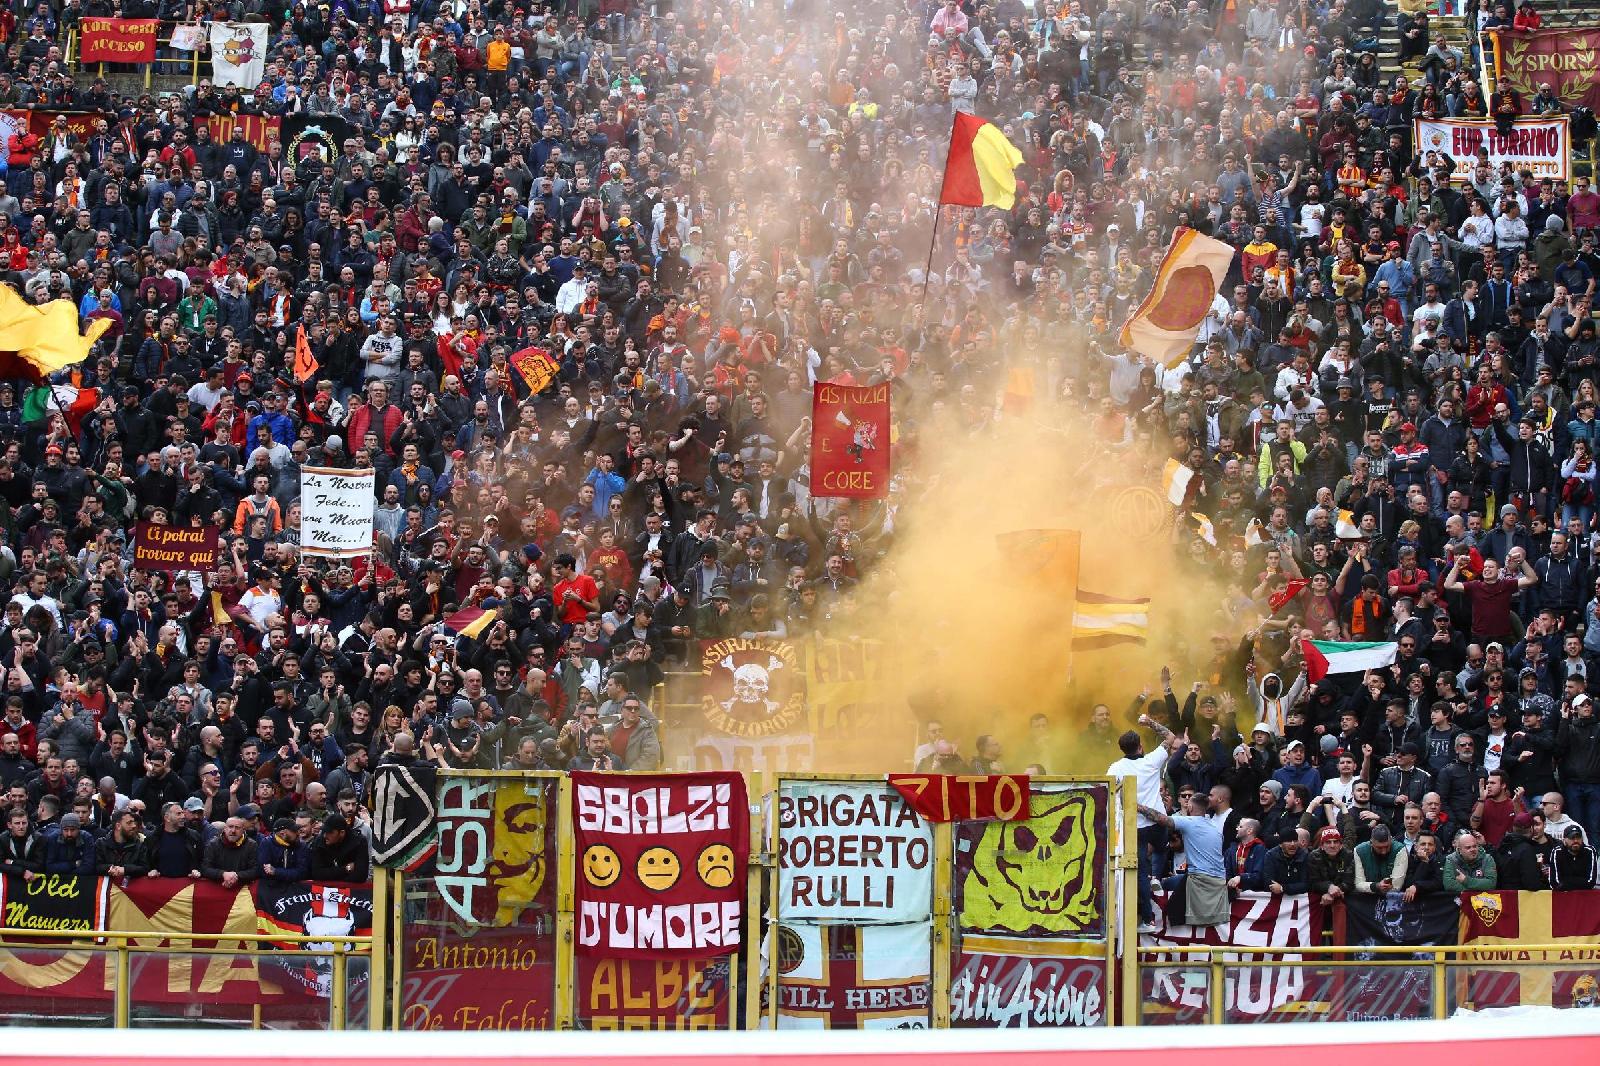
xmin=919 ymin=203 xmax=942 ymax=307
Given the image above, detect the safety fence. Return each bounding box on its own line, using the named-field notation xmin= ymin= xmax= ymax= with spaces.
xmin=8 ymin=769 xmax=1600 ymax=1029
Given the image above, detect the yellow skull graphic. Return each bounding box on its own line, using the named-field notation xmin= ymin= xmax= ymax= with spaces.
xmin=961 ymin=790 xmax=1100 ymax=934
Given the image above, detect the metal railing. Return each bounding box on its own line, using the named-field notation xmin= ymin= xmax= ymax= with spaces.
xmin=1135 ymin=943 xmax=1587 ymax=1023
xmin=0 ymin=924 xmax=372 ymax=1029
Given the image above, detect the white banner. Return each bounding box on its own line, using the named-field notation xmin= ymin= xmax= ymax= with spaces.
xmin=301 ymin=466 xmax=375 ymax=558
xmin=776 ymin=921 xmax=932 ymax=1029
xmin=1415 ymin=116 xmax=1571 ymax=181
xmin=169 ymin=24 xmax=205 ymax=51
xmin=778 ymin=781 xmax=932 ymax=924
xmin=209 ymin=23 xmax=268 ymax=88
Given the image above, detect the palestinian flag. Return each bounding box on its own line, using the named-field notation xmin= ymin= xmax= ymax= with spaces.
xmin=1300 ymin=639 xmax=1396 ymax=682
xmin=1458 ymin=889 xmax=1600 ymax=1008
xmin=443 ymin=605 xmax=496 ymax=640
xmin=1072 ymin=590 xmax=1150 ymax=650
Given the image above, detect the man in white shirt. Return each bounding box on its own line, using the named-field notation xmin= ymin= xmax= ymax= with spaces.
xmin=1541 ymin=792 xmax=1588 ymax=845
xmin=1108 ymin=709 xmax=1182 ymax=932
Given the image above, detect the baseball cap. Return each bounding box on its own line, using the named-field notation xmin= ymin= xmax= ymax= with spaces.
xmin=1512 ymin=812 xmax=1535 ymax=830
xmin=1566 ymin=825 xmax=1586 ymax=839
xmin=1285 ymin=739 xmax=1305 ymax=752
xmin=1400 ymin=741 xmax=1423 ymax=757
xmin=1400 ymin=421 xmax=1417 ymax=433
xmin=183 ymin=797 xmax=204 ymax=812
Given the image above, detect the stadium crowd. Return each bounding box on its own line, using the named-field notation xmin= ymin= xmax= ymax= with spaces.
xmin=0 ymin=0 xmax=1597 ymax=910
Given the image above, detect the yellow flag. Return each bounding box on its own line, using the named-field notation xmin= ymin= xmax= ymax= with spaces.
xmin=0 ymin=284 xmax=111 ymax=376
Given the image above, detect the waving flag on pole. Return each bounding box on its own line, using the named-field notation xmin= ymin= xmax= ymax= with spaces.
xmin=1162 ymin=458 xmax=1195 ymax=506
xmin=1191 ymin=512 xmax=1217 ymax=546
xmin=1335 ymin=509 xmax=1363 ymax=539
xmin=938 ymin=113 xmax=1024 ymax=210
xmin=1072 ymin=591 xmax=1151 ymax=650
xmin=1120 ymin=227 xmax=1233 ymax=367
xmin=1300 ymin=639 xmax=1397 ymax=682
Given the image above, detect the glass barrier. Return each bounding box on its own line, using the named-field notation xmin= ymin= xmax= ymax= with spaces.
xmin=1447 ymin=962 xmax=1600 ymax=1014
xmin=124 ymin=949 xmax=363 ymax=1030
xmin=1139 ymin=964 xmax=1212 ymax=1025
xmin=0 ymin=943 xmax=115 ymax=1027
xmin=1222 ymin=962 xmax=1436 ymax=1023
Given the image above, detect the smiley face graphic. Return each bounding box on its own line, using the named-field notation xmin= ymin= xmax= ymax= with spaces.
xmin=697 ymin=843 xmax=736 ymax=888
xmin=582 ymin=844 xmax=621 ymax=888
xmin=636 ymin=846 xmax=682 ymax=891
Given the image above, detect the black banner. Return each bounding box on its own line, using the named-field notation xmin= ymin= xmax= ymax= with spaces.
xmin=368 ymin=762 xmax=438 ymax=870
xmin=255 ymin=881 xmax=375 ymax=998
xmin=0 ymin=873 xmax=108 ymax=932
xmin=282 ymin=115 xmax=352 ymax=177
xmin=1344 ymin=891 xmax=1459 ymax=951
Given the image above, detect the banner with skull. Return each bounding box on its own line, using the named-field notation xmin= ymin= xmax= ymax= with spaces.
xmin=255 ymin=881 xmax=375 ymax=999
xmin=697 ymin=638 xmax=811 ymax=772
xmin=954 ymin=785 xmax=1108 ymax=940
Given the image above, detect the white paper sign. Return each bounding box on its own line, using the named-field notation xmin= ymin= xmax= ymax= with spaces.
xmin=301 ymin=466 xmax=375 ymax=558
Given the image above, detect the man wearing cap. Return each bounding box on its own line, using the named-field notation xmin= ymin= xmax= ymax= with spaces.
xmin=258 ymin=817 xmax=309 ymax=883
xmin=1270 ymin=738 xmax=1321 ymax=795
xmin=1307 ymin=825 xmax=1355 ymax=906
xmin=201 ymin=816 xmax=260 ymax=888
xmin=1494 ymin=811 xmax=1550 ymax=889
xmin=308 ymin=814 xmax=369 ymax=883
xmin=1552 ymin=824 xmax=1599 ymax=889
xmin=42 ymin=812 xmax=94 ymax=875
xmin=1559 ymin=690 xmax=1600 ymax=844
xmin=1505 ymin=700 xmax=1560 ymax=799
xmin=1375 ymin=741 xmax=1433 ymax=829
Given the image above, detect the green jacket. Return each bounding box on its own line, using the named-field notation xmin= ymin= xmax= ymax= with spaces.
xmin=1443 ymin=850 xmax=1498 ymax=891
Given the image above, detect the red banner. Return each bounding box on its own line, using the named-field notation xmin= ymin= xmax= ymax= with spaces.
xmin=132 ymin=521 xmax=218 ymax=572
xmin=810 ymin=382 xmax=890 ymax=499
xmin=888 ymin=774 xmax=1030 ymax=822
xmin=1495 ymin=28 xmax=1600 ymax=113
xmin=576 ymin=957 xmax=732 ymax=1029
xmin=202 ymin=113 xmax=282 ymax=152
xmin=1141 ymin=891 xmax=1324 ymax=1024
xmin=571 ymin=771 xmax=748 ymax=959
xmin=79 ymin=18 xmax=159 ymax=64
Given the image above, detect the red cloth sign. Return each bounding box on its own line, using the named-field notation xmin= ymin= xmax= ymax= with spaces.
xmin=571 ymin=771 xmax=747 ymax=959
xmin=810 ymin=382 xmax=890 ymax=499
xmin=888 ymin=774 xmax=1031 ymax=822
xmin=132 ymin=522 xmax=218 ymax=572
xmin=510 ymin=346 xmax=559 ymax=394
xmin=79 ymin=18 xmax=159 ymax=64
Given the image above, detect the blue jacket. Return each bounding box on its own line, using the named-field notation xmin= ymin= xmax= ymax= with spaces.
xmin=1272 ymin=761 xmax=1323 ymax=797
xmin=42 ymin=828 xmax=96 ymax=875
xmin=1227 ymin=837 xmax=1269 ymax=890
xmin=257 ymin=833 xmax=309 ymax=882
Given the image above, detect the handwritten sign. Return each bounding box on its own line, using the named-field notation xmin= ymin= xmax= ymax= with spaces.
xmin=79 ymin=18 xmax=160 ymax=64
xmin=132 ymin=522 xmax=218 ymax=572
xmin=301 ymin=466 xmax=375 ymax=558
xmin=888 ymin=774 xmax=1031 ymax=822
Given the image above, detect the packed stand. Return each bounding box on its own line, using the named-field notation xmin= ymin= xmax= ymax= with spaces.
xmin=0 ymin=0 xmax=1598 ymax=904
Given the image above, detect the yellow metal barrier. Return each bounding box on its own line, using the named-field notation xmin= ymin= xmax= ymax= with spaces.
xmin=0 ymin=924 xmax=372 ymax=1029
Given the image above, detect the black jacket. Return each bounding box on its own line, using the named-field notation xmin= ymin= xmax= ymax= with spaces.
xmin=1552 ymin=843 xmax=1598 ymax=889
xmin=94 ymin=831 xmax=150 ymax=879
xmin=1495 ymin=832 xmax=1549 ymax=889
xmin=308 ymin=832 xmax=370 ymax=882
xmin=1560 ymin=714 xmax=1600 ymax=785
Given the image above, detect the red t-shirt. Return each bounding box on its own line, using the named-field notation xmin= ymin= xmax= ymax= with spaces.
xmin=1465 ymin=579 xmax=1517 ymax=638
xmin=553 ymin=573 xmax=599 ymax=626
xmin=1479 ymin=795 xmax=1516 ymax=846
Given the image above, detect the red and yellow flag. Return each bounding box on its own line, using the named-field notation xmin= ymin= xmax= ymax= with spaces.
xmin=1119 ymin=227 xmax=1234 ymax=367
xmin=938 ymin=113 xmax=1024 ymax=211
xmin=1458 ymin=889 xmax=1600 ymax=1008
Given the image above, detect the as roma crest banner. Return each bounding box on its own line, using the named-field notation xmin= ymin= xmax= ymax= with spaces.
xmin=210 ymin=23 xmax=268 ymax=89
xmin=810 ymin=382 xmax=890 ymax=499
xmin=1457 ymin=888 xmax=1600 ymax=1009
xmin=1118 ymin=226 xmax=1233 ymax=368
xmin=282 ymin=114 xmax=352 ymax=176
xmin=1495 ymin=29 xmax=1600 ymax=112
xmin=79 ymin=18 xmax=159 ymax=63
xmin=571 ymin=771 xmax=748 ymax=959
